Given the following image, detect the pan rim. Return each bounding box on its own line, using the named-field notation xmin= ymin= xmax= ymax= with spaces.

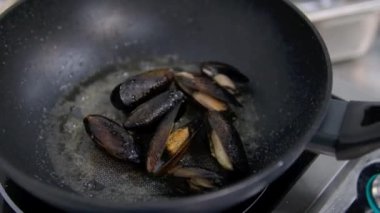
xmin=0 ymin=0 xmax=332 ymax=211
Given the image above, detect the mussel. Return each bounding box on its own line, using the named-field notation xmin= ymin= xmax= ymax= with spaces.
xmin=187 ymin=178 xmax=214 ymax=191
xmin=168 ymin=165 xmax=222 ymax=179
xmin=83 ymin=61 xmax=251 ymax=192
xmin=168 ymin=165 xmax=222 ymax=191
xmin=123 ymin=90 xmax=185 ymax=129
xmin=175 ymin=72 xmax=241 ymax=107
xmin=83 ymin=115 xmax=141 ymax=163
xmin=148 ymin=118 xmax=202 ymax=175
xmin=207 ymin=111 xmax=249 ymax=174
xmin=146 ymin=104 xmax=181 ymax=173
xmin=111 ymin=68 xmax=174 ymax=110
xmin=200 ymin=61 xmax=249 ymax=95
xmin=174 ymin=74 xmax=227 ymax=111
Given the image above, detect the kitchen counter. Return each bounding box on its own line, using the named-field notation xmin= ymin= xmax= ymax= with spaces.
xmin=0 ymin=0 xmax=16 ymax=14
xmin=332 ymin=25 xmax=380 ymax=101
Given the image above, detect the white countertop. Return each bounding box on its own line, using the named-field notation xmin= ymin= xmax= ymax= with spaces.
xmin=332 ymin=25 xmax=380 ymax=101
xmin=0 ymin=0 xmax=16 ymax=14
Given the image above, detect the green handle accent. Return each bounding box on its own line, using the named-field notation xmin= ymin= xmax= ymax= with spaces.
xmin=366 ymin=175 xmax=380 ymax=213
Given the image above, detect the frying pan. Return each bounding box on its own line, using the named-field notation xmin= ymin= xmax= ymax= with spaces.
xmin=1 ymin=0 xmax=380 ymax=211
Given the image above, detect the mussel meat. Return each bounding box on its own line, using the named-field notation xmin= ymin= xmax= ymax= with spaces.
xmin=200 ymin=61 xmax=249 ymax=95
xmin=153 ymin=119 xmax=202 ymax=175
xmin=175 ymin=72 xmax=241 ymax=107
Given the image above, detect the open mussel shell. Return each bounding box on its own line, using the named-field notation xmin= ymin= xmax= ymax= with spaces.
xmin=153 ymin=119 xmax=203 ymax=176
xmin=146 ymin=104 xmax=181 ymax=173
xmin=200 ymin=61 xmax=249 ymax=83
xmin=83 ymin=114 xmax=141 ymax=164
xmin=175 ymin=72 xmax=226 ymax=100
xmin=175 ymin=72 xmax=241 ymax=107
xmin=111 ymin=68 xmax=174 ymax=110
xmin=188 ymin=178 xmax=215 ymax=190
xmin=153 ymin=139 xmax=191 ymax=176
xmin=207 ymin=111 xmax=249 ymax=175
xmin=168 ymin=165 xmax=222 ymax=180
xmin=168 ymin=166 xmax=222 ymax=191
xmin=165 ymin=119 xmax=202 ymax=156
xmin=192 ymin=92 xmax=228 ymax=111
xmin=123 ymin=89 xmax=185 ymax=129
xmin=213 ymin=74 xmax=239 ymax=95
xmin=174 ymin=74 xmax=227 ymax=111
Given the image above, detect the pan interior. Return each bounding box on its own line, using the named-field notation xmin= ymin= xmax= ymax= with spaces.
xmin=43 ymin=56 xmax=259 ymax=202
xmin=0 ymin=0 xmax=330 ymax=205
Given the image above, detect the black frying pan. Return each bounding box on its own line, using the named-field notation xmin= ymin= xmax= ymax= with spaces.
xmin=1 ymin=0 xmax=379 ymax=212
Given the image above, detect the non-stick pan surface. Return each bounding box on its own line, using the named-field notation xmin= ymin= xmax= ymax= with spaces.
xmin=0 ymin=0 xmax=331 ymax=211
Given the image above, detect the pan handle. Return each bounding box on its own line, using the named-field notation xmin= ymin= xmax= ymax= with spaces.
xmin=308 ymin=99 xmax=380 ymax=160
